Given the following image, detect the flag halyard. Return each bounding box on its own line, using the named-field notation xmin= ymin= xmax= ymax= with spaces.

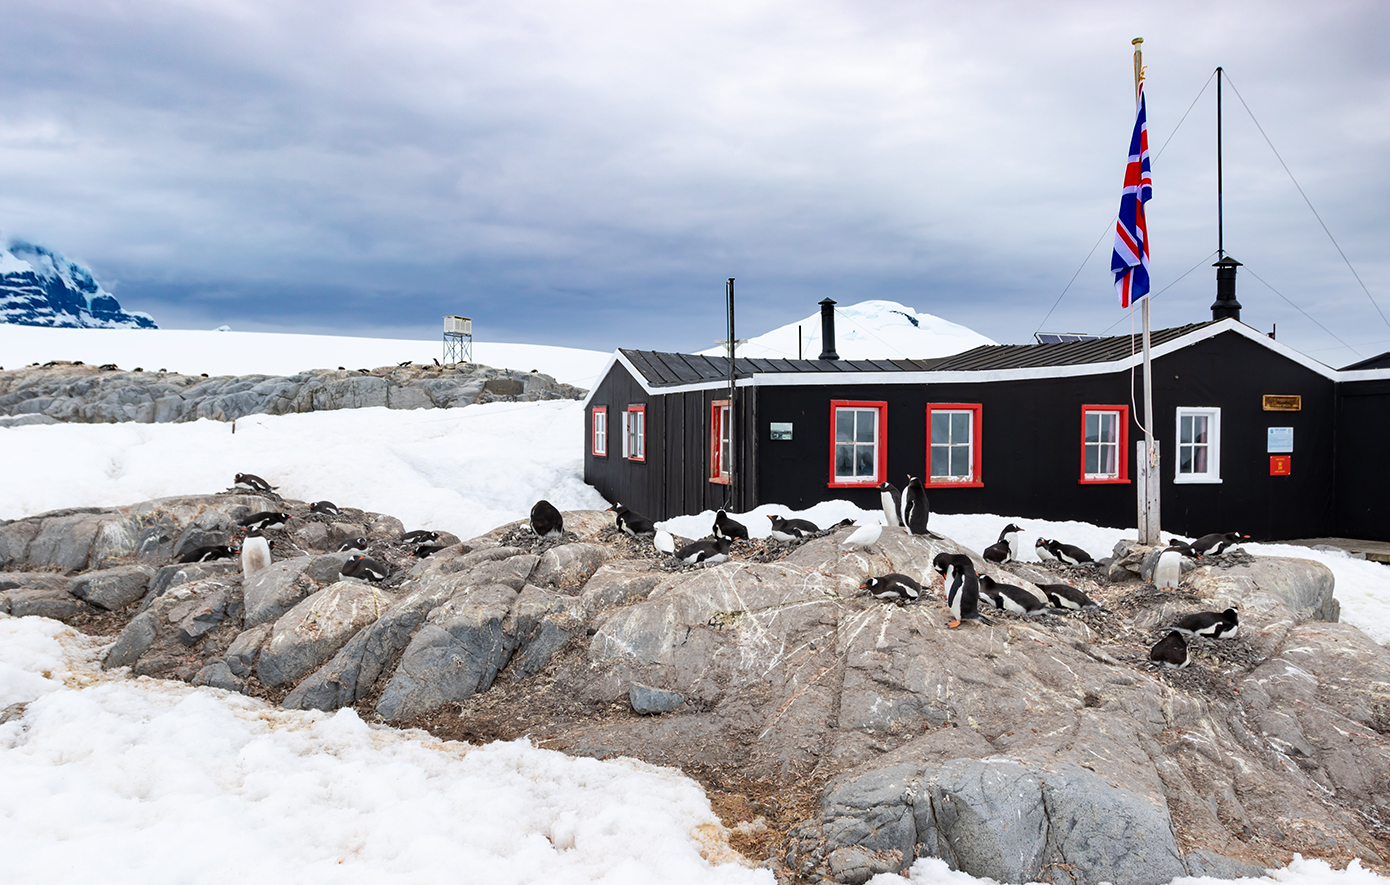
xmin=1112 ymin=82 xmax=1153 ymax=308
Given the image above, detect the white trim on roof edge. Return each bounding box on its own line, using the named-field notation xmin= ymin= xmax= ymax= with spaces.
xmin=591 ymin=320 xmax=1379 ymax=400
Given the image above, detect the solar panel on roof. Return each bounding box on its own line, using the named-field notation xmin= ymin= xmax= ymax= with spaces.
xmin=1035 ymin=333 xmax=1100 ymax=344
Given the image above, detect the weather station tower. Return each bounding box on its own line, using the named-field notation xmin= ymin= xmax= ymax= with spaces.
xmin=443 ymin=316 xmax=473 ymax=365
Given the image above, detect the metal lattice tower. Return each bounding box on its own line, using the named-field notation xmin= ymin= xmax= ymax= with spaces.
xmin=443 ymin=316 xmax=473 ymax=365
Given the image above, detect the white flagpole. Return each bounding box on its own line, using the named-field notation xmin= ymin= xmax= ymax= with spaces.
xmin=1134 ymin=37 xmax=1161 ymax=545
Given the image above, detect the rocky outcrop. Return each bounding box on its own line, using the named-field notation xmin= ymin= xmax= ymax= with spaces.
xmin=2 ymin=495 xmax=1387 ymax=884
xmin=0 ymin=360 xmax=584 ymax=425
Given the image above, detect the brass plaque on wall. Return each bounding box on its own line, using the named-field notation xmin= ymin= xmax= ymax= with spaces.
xmin=1262 ymin=395 xmax=1301 ymax=411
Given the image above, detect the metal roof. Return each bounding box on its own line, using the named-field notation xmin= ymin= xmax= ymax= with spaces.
xmin=619 ymin=323 xmax=1215 ymax=388
xmin=1340 ymin=351 xmax=1390 ymax=372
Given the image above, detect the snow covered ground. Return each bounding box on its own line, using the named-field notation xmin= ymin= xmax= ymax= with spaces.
xmin=3 ymin=325 xmax=1390 ymax=884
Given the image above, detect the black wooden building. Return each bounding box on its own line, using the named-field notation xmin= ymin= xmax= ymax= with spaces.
xmin=582 ymin=317 xmax=1390 ymax=542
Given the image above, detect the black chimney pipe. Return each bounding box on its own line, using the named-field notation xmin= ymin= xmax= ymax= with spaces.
xmin=1211 ymin=256 xmax=1242 ymax=321
xmin=818 ymin=298 xmax=839 ymax=360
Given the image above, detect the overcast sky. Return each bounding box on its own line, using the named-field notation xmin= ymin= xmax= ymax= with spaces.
xmin=1 ymin=0 xmax=1386 ymax=365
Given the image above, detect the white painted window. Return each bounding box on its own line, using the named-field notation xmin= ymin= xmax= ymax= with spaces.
xmin=592 ymin=407 xmax=607 ymax=456
xmin=1084 ymin=410 xmax=1122 ymax=479
xmin=623 ymin=406 xmax=645 ymax=461
xmin=1175 ymin=407 xmax=1221 ymax=483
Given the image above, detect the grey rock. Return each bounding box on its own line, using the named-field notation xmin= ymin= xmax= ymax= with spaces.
xmin=917 ymin=759 xmax=1048 ymax=884
xmin=6 ymin=581 xmax=82 ymax=621
xmin=243 ymin=557 xmax=320 ymax=626
xmin=305 ymin=553 xmax=354 ymax=583
xmin=25 ymin=513 xmax=102 ymax=570
xmin=89 ymin=516 xmax=143 ymax=567
xmin=822 ymin=764 xmax=919 ymax=870
xmin=531 ymin=542 xmax=612 ymax=591
xmin=69 ymin=564 xmax=156 ymax=611
xmin=375 ymin=582 xmax=520 ymax=721
xmin=825 ymin=846 xmax=903 ymax=885
xmin=171 ymin=585 xmax=230 ymax=645
xmin=0 ymin=519 xmax=42 ymax=567
xmin=144 ymin=561 xmax=239 ymax=608
xmin=1184 ymin=849 xmax=1268 ymax=880
xmin=629 ymin=682 xmax=685 ymax=715
xmin=257 ymin=581 xmax=393 ymax=688
xmin=223 ymin=624 xmax=272 ymax=678
xmin=103 ymin=611 xmax=159 ymax=669
xmin=192 ymin=660 xmax=246 ymax=693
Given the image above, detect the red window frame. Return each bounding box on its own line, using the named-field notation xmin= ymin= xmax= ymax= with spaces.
xmin=591 ymin=407 xmax=608 ymax=457
xmin=1079 ymin=404 xmax=1130 ymax=484
xmin=624 ymin=405 xmax=646 ymax=462
xmin=925 ymin=403 xmax=983 ymax=488
xmin=827 ymin=400 xmax=888 ymax=488
xmin=709 ymin=400 xmax=730 ymax=484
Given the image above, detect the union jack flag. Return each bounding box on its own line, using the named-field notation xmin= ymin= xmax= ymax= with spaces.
xmin=1112 ymin=82 xmax=1153 ymax=308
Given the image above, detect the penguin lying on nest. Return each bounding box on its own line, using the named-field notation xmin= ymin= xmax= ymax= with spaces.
xmin=860 ymin=573 xmax=921 ymax=603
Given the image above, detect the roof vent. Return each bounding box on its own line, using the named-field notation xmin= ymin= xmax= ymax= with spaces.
xmin=818 ymin=298 xmax=839 ymax=360
xmin=1211 ymin=256 xmax=1242 ymax=321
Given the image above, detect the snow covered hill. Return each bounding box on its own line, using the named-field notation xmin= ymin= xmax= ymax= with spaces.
xmin=699 ymin=299 xmax=995 ymax=361
xmin=0 ymin=240 xmax=156 ymax=329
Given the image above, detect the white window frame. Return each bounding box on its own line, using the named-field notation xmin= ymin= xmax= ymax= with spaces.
xmin=1083 ymin=409 xmax=1122 ymax=481
xmin=592 ymin=407 xmax=607 ymax=457
xmin=829 ymin=401 xmax=885 ymax=487
xmin=1174 ymin=407 xmax=1221 ymax=484
xmin=623 ymin=406 xmax=645 ymax=461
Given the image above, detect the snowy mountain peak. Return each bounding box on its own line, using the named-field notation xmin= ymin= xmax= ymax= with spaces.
xmin=701 ymin=299 xmax=993 ymax=361
xmin=0 ymin=239 xmax=156 ymax=329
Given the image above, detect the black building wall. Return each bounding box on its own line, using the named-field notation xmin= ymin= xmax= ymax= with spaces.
xmin=754 ymin=331 xmax=1336 ymax=540
xmin=1335 ymin=378 xmax=1390 ymax=541
xmin=583 ymin=361 xmax=756 ymax=520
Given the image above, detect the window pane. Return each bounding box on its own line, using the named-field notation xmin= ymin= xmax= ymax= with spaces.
xmin=950 ymin=412 xmax=970 ymax=442
xmin=836 ymin=410 xmax=854 ymax=442
xmin=931 ymin=444 xmax=949 ymax=476
xmin=1085 ymin=413 xmax=1099 ymax=443
xmin=855 ymin=446 xmax=874 ymax=478
xmin=950 ymin=445 xmax=969 ymax=479
xmin=1180 ymin=415 xmax=1194 ymax=445
xmin=931 ymin=412 xmax=949 ymax=443
xmin=1085 ymin=445 xmax=1099 ymax=475
xmin=1099 ymin=413 xmax=1116 ymax=443
xmin=836 ymin=445 xmax=853 ymax=476
xmin=1193 ymin=446 xmax=1207 ymax=473
xmin=856 ymin=410 xmax=875 ymax=442
xmin=1179 ymin=447 xmax=1193 ymax=473
xmin=1192 ymin=416 xmax=1207 ymax=445
xmin=1099 ymin=444 xmax=1116 ymax=476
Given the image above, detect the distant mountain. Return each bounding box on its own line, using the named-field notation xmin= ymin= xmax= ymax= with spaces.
xmin=0 ymin=240 xmax=156 ymax=329
xmin=699 ymin=299 xmax=994 ymax=361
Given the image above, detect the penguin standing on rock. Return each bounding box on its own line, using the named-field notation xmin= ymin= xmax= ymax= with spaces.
xmin=341 ymin=554 xmax=391 ymax=582
xmin=530 ymin=500 xmax=564 ymax=538
xmin=233 ymin=473 xmax=275 ymax=494
xmin=609 ymin=503 xmax=656 ymax=537
xmin=241 ymin=534 xmax=272 ymax=579
xmin=876 ymin=482 xmax=902 ymax=528
xmin=978 ymin=575 xmax=1047 ymax=614
xmin=1174 ymin=608 xmax=1239 ymax=639
xmin=1150 ymin=631 xmax=1191 ymax=669
xmin=902 ymin=477 xmax=934 ymax=537
xmin=931 ymin=552 xmax=993 ymax=628
xmin=1153 ymin=542 xmax=1194 ymax=590
xmin=713 ymin=510 xmax=749 ymax=541
xmin=674 ymin=536 xmax=733 ymax=564
xmin=983 ymin=524 xmax=1023 ymax=564
xmin=861 ymin=573 xmax=922 ymax=603
xmin=767 ymin=514 xmax=820 ymax=541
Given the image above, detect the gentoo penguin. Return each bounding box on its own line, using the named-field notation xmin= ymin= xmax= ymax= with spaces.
xmin=713 ymin=510 xmax=749 ymax=542
xmin=983 ymin=524 xmax=1023 ymax=564
xmin=931 ymin=552 xmax=993 ymax=628
xmin=1190 ymin=532 xmax=1250 ymax=556
xmin=609 ymin=503 xmax=657 ymax=537
xmin=1035 ymin=538 xmax=1057 ymax=562
xmin=673 ymin=537 xmax=733 ymax=564
xmin=233 ymin=473 xmax=275 ymax=494
xmin=401 ymin=529 xmax=439 ymax=544
xmin=413 ymin=544 xmax=446 ymax=558
xmin=839 ymin=522 xmax=883 ymax=552
xmin=1046 ymin=540 xmax=1094 ymax=565
xmin=341 ymin=554 xmax=391 ymax=582
xmin=336 ymin=537 xmax=368 ymax=553
xmin=178 ymin=544 xmax=238 ymax=564
xmin=239 ymin=511 xmax=289 ymax=532
xmin=1150 ymin=631 xmax=1191 ymax=669
xmin=861 ymin=573 xmax=922 ymax=603
xmin=1038 ymin=583 xmax=1100 ymax=611
xmin=1153 ymin=542 xmax=1194 ymax=590
xmin=902 ymin=477 xmax=932 ymax=536
xmin=767 ymin=514 xmax=820 ymax=541
xmin=978 ymin=575 xmax=1047 ymax=615
xmin=876 ymin=481 xmax=902 ymax=528
xmin=653 ymin=530 xmax=677 ymax=555
xmin=309 ymin=500 xmax=340 ymax=516
xmin=530 ymin=500 xmax=564 ymax=538
xmin=1173 ymin=608 xmax=1239 ymax=639
xmin=241 ymin=534 xmax=272 ymax=579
